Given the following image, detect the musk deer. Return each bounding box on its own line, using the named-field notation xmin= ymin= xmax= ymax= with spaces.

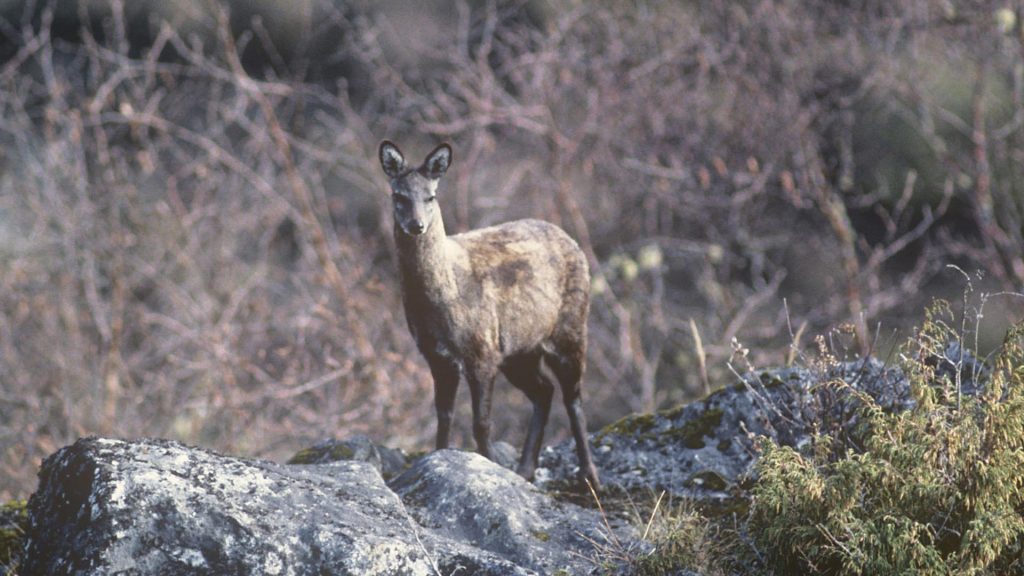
xmin=378 ymin=140 xmax=600 ymax=489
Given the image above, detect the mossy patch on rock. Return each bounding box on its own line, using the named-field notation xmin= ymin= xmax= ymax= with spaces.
xmin=685 ymin=470 xmax=728 ymax=492
xmin=665 ymin=408 xmax=724 ymax=449
xmin=596 ymin=412 xmax=657 ymax=441
xmin=286 ymin=447 xmax=320 ymax=465
xmin=597 ymin=406 xmax=725 ymax=450
xmin=287 ymin=443 xmax=355 ymax=464
xmin=286 ymin=436 xmax=411 ymax=480
xmin=759 ymin=371 xmax=787 ymax=388
xmin=0 ymin=500 xmax=27 ymax=568
xmin=656 ymin=403 xmax=687 ymax=420
xmin=657 ymin=384 xmax=731 ymax=420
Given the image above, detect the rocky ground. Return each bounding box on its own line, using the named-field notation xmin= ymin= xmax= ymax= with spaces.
xmin=22 ymin=437 xmax=615 ymax=575
xmin=9 ymin=358 xmax=925 ymax=574
xmin=538 ymin=358 xmax=910 ymax=510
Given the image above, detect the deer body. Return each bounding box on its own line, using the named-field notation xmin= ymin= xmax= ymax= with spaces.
xmin=380 ymin=141 xmax=599 ymax=488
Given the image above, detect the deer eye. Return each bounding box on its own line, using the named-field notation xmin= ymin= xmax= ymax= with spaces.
xmin=425 ymin=196 xmax=436 ymax=203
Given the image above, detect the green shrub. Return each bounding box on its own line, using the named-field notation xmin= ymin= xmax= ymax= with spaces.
xmin=750 ymin=303 xmax=1024 ymax=575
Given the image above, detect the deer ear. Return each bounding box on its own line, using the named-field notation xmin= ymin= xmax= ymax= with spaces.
xmin=422 ymin=143 xmax=452 ymax=180
xmin=379 ymin=140 xmax=406 ymax=179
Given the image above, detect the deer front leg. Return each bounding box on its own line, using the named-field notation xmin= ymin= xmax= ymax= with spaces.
xmin=429 ymin=359 xmax=460 ymax=450
xmin=466 ymin=360 xmax=498 ymax=460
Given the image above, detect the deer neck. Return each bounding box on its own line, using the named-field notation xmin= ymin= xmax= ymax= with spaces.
xmin=395 ymin=213 xmax=457 ymax=305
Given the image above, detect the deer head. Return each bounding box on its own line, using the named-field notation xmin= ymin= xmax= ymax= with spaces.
xmin=379 ymin=141 xmax=452 ymax=236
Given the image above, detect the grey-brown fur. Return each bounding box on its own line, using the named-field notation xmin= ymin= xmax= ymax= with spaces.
xmin=379 ymin=140 xmax=600 ymax=488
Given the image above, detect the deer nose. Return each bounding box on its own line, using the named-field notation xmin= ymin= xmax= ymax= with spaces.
xmin=409 ymin=220 xmax=426 ymax=235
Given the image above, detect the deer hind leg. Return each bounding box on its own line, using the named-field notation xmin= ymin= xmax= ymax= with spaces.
xmin=546 ymin=347 xmax=601 ymax=490
xmin=501 ymin=352 xmax=554 ymax=480
xmin=429 ymin=358 xmax=460 ymax=450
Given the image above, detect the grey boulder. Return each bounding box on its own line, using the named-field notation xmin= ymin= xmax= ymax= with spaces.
xmin=22 ymin=437 xmax=624 ymax=575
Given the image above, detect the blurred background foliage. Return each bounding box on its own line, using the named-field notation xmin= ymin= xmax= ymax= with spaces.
xmin=1 ymin=0 xmax=1023 ymax=499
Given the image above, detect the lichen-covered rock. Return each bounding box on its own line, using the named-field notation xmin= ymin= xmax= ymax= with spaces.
xmin=22 ymin=437 xmax=622 ymax=575
xmin=390 ymin=450 xmax=606 ymax=573
xmin=538 ymin=359 xmax=910 ymax=508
